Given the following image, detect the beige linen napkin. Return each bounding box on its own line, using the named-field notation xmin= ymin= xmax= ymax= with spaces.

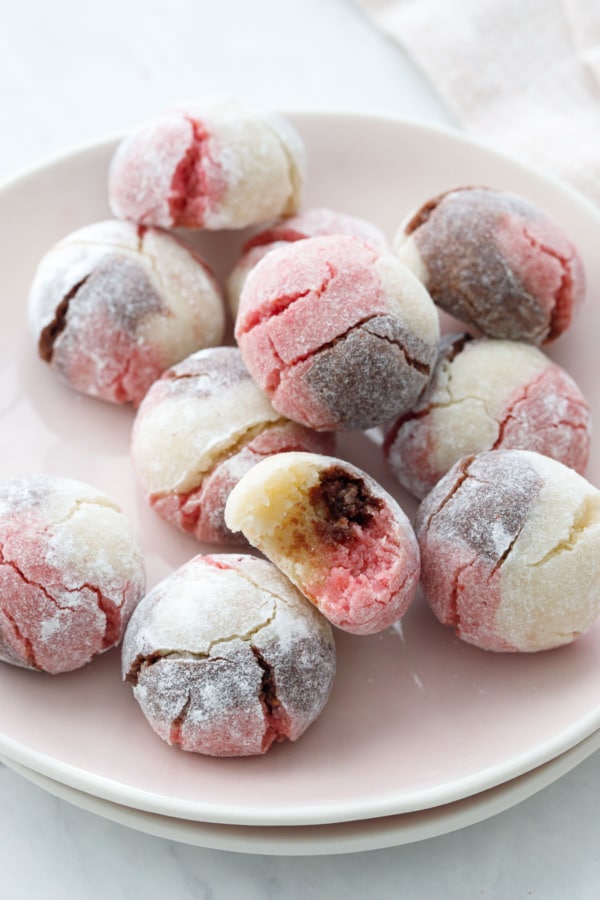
xmin=356 ymin=0 xmax=600 ymax=205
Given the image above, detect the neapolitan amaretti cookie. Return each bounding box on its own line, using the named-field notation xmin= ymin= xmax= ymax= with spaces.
xmin=28 ymin=219 xmax=225 ymax=406
xmin=384 ymin=333 xmax=591 ymax=499
xmin=415 ymin=449 xmax=600 ymax=652
xmin=122 ymin=554 xmax=336 ymax=756
xmin=226 ymin=206 xmax=388 ymax=317
xmin=235 ymin=234 xmax=440 ymax=431
xmin=131 ymin=347 xmax=335 ymax=545
xmin=395 ymin=186 xmax=585 ymax=345
xmin=108 ymin=97 xmax=306 ymax=230
xmin=0 ymin=474 xmax=145 ymax=674
xmin=225 ymin=451 xmax=420 ymax=635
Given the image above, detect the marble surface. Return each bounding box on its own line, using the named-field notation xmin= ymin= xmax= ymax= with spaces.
xmin=1 ymin=0 xmax=599 ymax=896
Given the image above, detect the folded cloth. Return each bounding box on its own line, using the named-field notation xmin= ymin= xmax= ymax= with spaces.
xmin=356 ymin=0 xmax=600 ymax=205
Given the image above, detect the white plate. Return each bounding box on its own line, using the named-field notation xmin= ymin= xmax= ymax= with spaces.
xmin=3 ymin=729 xmax=600 ymax=855
xmin=0 ymin=112 xmax=600 ymax=828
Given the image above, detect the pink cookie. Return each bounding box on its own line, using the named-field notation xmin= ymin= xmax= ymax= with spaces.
xmin=131 ymin=346 xmax=335 ymax=545
xmin=384 ymin=333 xmax=591 ymax=499
xmin=395 ymin=186 xmax=585 ymax=344
xmin=235 ymin=234 xmax=440 ymax=431
xmin=226 ymin=207 xmax=388 ymax=317
xmin=28 ymin=220 xmax=225 ymax=406
xmin=0 ymin=474 xmax=145 ymax=674
xmin=122 ymin=554 xmax=336 ymax=757
xmin=108 ymin=98 xmax=306 ymax=230
xmin=415 ymin=449 xmax=600 ymax=652
xmin=225 ymin=452 xmax=420 ymax=635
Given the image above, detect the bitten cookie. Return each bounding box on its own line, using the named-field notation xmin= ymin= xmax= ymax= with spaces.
xmin=108 ymin=97 xmax=306 ymax=230
xmin=0 ymin=474 xmax=145 ymax=673
xmin=131 ymin=347 xmax=335 ymax=545
xmin=28 ymin=219 xmax=225 ymax=406
xmin=122 ymin=554 xmax=336 ymax=756
xmin=226 ymin=207 xmax=388 ymax=317
xmin=225 ymin=451 xmax=420 ymax=635
xmin=415 ymin=449 xmax=600 ymax=652
xmin=235 ymin=234 xmax=440 ymax=431
xmin=395 ymin=186 xmax=585 ymax=344
xmin=384 ymin=333 xmax=591 ymax=499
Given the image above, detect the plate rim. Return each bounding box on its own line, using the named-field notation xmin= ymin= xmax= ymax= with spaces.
xmin=3 ymin=728 xmax=600 ymax=854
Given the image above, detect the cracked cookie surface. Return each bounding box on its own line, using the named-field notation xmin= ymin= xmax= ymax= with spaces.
xmin=0 ymin=474 xmax=145 ymax=673
xmin=235 ymin=234 xmax=439 ymax=431
xmin=384 ymin=333 xmax=591 ymax=498
xmin=121 ymin=554 xmax=336 ymax=757
xmin=415 ymin=449 xmax=600 ymax=652
xmin=28 ymin=219 xmax=225 ymax=406
xmin=395 ymin=186 xmax=585 ymax=345
xmin=226 ymin=206 xmax=388 ymax=318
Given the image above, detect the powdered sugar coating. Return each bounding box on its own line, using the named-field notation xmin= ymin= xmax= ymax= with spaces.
xmin=108 ymin=98 xmax=306 ymax=230
xmin=235 ymin=234 xmax=440 ymax=431
xmin=28 ymin=219 xmax=225 ymax=406
xmin=395 ymin=187 xmax=585 ymax=344
xmin=416 ymin=449 xmax=600 ymax=652
xmin=226 ymin=207 xmax=388 ymax=317
xmin=225 ymin=452 xmax=421 ymax=635
xmin=0 ymin=474 xmax=145 ymax=673
xmin=131 ymin=347 xmax=335 ymax=544
xmin=384 ymin=334 xmax=591 ymax=499
xmin=122 ymin=554 xmax=336 ymax=756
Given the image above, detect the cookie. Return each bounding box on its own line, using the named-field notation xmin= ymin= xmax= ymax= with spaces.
xmin=28 ymin=219 xmax=225 ymax=406
xmin=384 ymin=333 xmax=591 ymax=498
xmin=108 ymin=97 xmax=306 ymax=229
xmin=225 ymin=451 xmax=420 ymax=635
xmin=0 ymin=474 xmax=145 ymax=673
xmin=415 ymin=449 xmax=600 ymax=652
xmin=122 ymin=554 xmax=336 ymax=756
xmin=395 ymin=186 xmax=585 ymax=344
xmin=235 ymin=234 xmax=439 ymax=431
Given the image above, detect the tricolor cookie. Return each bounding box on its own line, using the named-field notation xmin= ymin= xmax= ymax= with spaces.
xmin=108 ymin=97 xmax=306 ymax=230
xmin=395 ymin=186 xmax=585 ymax=344
xmin=235 ymin=234 xmax=440 ymax=431
xmin=225 ymin=452 xmax=420 ymax=635
xmin=28 ymin=220 xmax=225 ymax=406
xmin=415 ymin=449 xmax=600 ymax=652
xmin=384 ymin=334 xmax=591 ymax=499
xmin=122 ymin=554 xmax=336 ymax=756
xmin=131 ymin=347 xmax=334 ymax=545
xmin=0 ymin=474 xmax=145 ymax=673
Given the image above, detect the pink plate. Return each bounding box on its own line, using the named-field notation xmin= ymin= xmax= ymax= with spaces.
xmin=0 ymin=112 xmax=599 ymax=827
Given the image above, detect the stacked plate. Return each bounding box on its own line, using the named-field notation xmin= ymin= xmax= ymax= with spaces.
xmin=1 ymin=113 xmax=600 ymax=856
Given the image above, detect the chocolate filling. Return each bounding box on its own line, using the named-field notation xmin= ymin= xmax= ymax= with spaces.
xmin=309 ymin=466 xmax=383 ymax=544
